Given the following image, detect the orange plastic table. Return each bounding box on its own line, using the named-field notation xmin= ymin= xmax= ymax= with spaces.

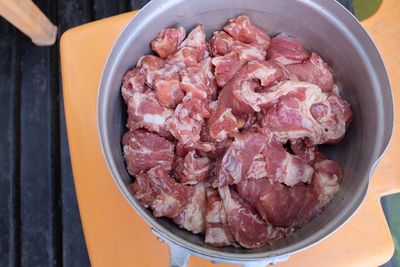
xmin=60 ymin=1 xmax=400 ymax=266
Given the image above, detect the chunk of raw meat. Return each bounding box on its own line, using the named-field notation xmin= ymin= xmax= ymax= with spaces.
xmin=285 ymin=53 xmax=334 ymax=92
xmin=231 ymin=42 xmax=266 ymax=61
xmin=205 ymin=188 xmax=233 ymax=247
xmin=154 ymin=75 xmax=184 ymax=108
xmin=173 ymin=182 xmax=207 ymax=234
xmin=127 ymin=91 xmax=174 ymax=133
xmin=131 ymin=165 xmax=193 ymax=218
xmin=209 ymin=31 xmax=235 ymax=56
xmin=199 ymin=57 xmax=218 ymax=100
xmin=166 ymin=25 xmax=206 ymax=70
xmin=251 ymin=24 xmax=271 ymax=52
xmin=323 ymin=93 xmax=353 ymax=143
xmin=260 ymin=129 xmax=314 ymax=186
xmin=151 ymin=27 xmax=186 ymax=59
xmin=218 ymin=60 xmax=283 ymax=115
xmin=123 ymin=18 xmax=352 ymax=250
xmin=179 ymin=25 xmax=206 ymax=61
xmin=218 ymin=131 xmax=269 ymax=186
xmin=180 ymin=67 xmax=214 ymax=100
xmin=236 ymin=178 xmax=320 ymax=228
xmin=290 ymin=139 xmax=318 ymax=164
xmin=199 ymin=126 xmax=233 ymax=159
xmin=242 ymin=113 xmax=257 ymax=130
xmin=166 ymin=95 xmax=210 ymax=145
xmin=312 ymin=159 xmax=343 ymax=207
xmin=207 ymin=105 xmax=244 ymax=142
xmin=172 ymin=150 xmax=210 ymax=185
xmin=137 ymin=55 xmax=165 ymax=85
xmin=167 ymin=47 xmax=199 ymax=68
xmin=261 ymin=81 xmax=352 ymax=145
xmin=246 ymin=154 xmax=267 ymax=180
xmin=122 ymin=130 xmax=174 ymax=175
xmin=175 ymin=140 xmax=216 ymax=159
xmin=224 ymin=15 xmax=270 ymax=51
xmin=211 ymin=43 xmax=267 ymax=88
xmin=267 ymin=33 xmax=310 ymax=65
xmin=219 ymin=186 xmax=276 ymax=248
xmin=224 ymin=15 xmax=256 ymax=44
xmin=211 ymin=16 xmax=270 ymax=88
xmin=212 ymin=52 xmax=243 ymax=87
xmin=121 ymin=68 xmax=147 ymax=103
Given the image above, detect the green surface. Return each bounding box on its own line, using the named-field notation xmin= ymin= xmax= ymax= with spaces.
xmin=384 ymin=193 xmax=400 ymax=264
xmin=353 ymin=0 xmax=383 ymax=20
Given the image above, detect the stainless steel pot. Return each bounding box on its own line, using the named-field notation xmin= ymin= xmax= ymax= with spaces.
xmin=97 ymin=0 xmax=394 ymax=266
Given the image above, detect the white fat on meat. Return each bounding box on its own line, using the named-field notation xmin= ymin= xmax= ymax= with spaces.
xmin=205 ymin=188 xmax=233 ymax=247
xmin=281 ymin=155 xmax=314 ymax=186
xmin=175 ymin=182 xmax=206 ymax=234
xmin=261 ymin=81 xmax=351 ymax=145
xmin=127 ymin=92 xmax=174 ymax=133
xmin=312 ymin=159 xmax=343 ymax=207
xmin=246 ymin=154 xmax=267 ymax=180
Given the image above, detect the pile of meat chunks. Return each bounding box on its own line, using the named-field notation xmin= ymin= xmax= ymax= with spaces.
xmin=121 ymin=15 xmax=352 ymax=249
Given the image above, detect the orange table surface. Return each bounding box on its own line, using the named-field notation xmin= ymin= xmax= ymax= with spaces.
xmin=60 ymin=1 xmax=400 ymax=266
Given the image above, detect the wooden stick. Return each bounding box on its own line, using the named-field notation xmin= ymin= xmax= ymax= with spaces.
xmin=0 ymin=0 xmax=57 ymax=46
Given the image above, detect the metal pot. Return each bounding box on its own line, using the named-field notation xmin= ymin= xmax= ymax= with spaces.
xmin=97 ymin=0 xmax=394 ymax=266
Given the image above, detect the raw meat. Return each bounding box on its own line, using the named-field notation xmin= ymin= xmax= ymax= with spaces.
xmin=131 ymin=165 xmax=193 ymax=218
xmin=224 ymin=15 xmax=270 ymax=51
xmin=172 ymin=150 xmax=210 ymax=185
xmin=285 ymin=52 xmax=334 ymax=92
xmin=122 ymin=130 xmax=174 ymax=175
xmin=137 ymin=55 xmax=165 ymax=86
xmin=218 ymin=131 xmax=269 ymax=186
xmin=267 ymin=33 xmax=310 ymax=65
xmin=173 ymin=182 xmax=207 ymax=234
xmin=312 ymin=159 xmax=343 ymax=207
xmin=218 ymin=60 xmax=283 ymax=114
xmin=211 ymin=16 xmax=270 ymax=87
xmin=167 ymin=47 xmax=200 ymax=68
xmin=261 ymin=81 xmax=352 ymax=145
xmin=180 ymin=67 xmax=214 ymax=100
xmin=127 ymin=91 xmax=174 ymax=133
xmin=290 ymin=139 xmax=318 ymax=164
xmin=166 ymin=95 xmax=210 ymax=145
xmin=207 ymin=104 xmax=244 ymax=142
xmin=260 ymin=129 xmax=314 ymax=186
xmin=179 ymin=25 xmax=206 ymax=61
xmin=224 ymin=15 xmax=257 ymax=44
xmin=212 ymin=42 xmax=267 ymax=88
xmin=209 ymin=31 xmax=235 ymax=56
xmin=199 ymin=126 xmax=233 ymax=159
xmin=199 ymin=57 xmax=218 ymax=100
xmin=205 ymin=188 xmax=233 ymax=247
xmin=122 ymin=15 xmax=352 ymax=250
xmin=151 ymin=27 xmax=186 ymax=59
xmin=236 ymin=177 xmax=320 ymax=228
xmin=212 ymin=52 xmax=243 ymax=87
xmin=154 ymin=74 xmax=184 ymax=108
xmin=121 ymin=67 xmax=147 ymax=102
xmin=231 ymin=41 xmax=266 ymax=61
xmin=218 ymin=186 xmax=270 ymax=248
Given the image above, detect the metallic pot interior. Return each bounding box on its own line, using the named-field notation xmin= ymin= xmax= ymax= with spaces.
xmin=98 ymin=0 xmax=393 ymax=261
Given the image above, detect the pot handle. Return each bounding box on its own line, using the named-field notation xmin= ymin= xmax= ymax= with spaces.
xmin=168 ymin=242 xmax=289 ymax=267
xmin=152 ymin=229 xmax=289 ymax=267
xmin=168 ymin=241 xmax=190 ymax=267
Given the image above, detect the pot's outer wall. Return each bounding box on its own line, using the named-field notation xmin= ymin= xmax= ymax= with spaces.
xmin=98 ymin=0 xmax=393 ymax=262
